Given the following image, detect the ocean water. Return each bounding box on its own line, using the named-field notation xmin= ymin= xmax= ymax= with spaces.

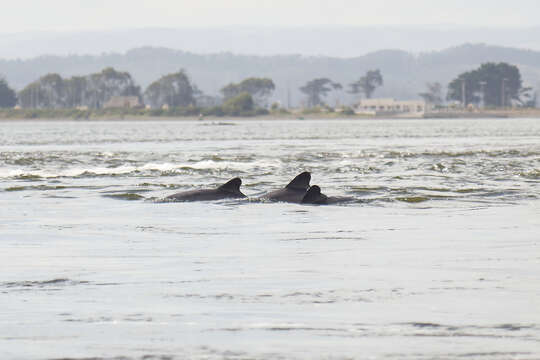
xmin=1 ymin=118 xmax=539 ymax=360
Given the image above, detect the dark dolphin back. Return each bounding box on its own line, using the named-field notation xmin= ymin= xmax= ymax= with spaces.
xmin=258 ymin=172 xmax=311 ymax=203
xmin=302 ymin=185 xmax=328 ymax=204
xmin=218 ymin=177 xmax=246 ymax=197
xmin=285 ymin=171 xmax=311 ymax=191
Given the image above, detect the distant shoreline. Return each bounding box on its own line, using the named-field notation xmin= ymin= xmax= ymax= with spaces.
xmin=1 ymin=108 xmax=540 ymax=121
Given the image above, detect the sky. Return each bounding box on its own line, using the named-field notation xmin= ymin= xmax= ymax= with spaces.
xmin=0 ymin=0 xmax=539 ymax=33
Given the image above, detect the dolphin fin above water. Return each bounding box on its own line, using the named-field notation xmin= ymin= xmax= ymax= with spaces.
xmin=163 ymin=172 xmax=354 ymax=204
xmin=217 ymin=177 xmax=243 ymax=195
xmin=301 ymin=185 xmax=328 ymax=204
xmin=165 ymin=177 xmax=246 ymax=202
xmin=259 ymin=171 xmax=311 ymax=203
xmin=285 ymin=171 xmax=311 ymax=191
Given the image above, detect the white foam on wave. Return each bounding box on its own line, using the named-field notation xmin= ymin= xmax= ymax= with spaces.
xmin=140 ymin=159 xmax=281 ymax=172
xmin=0 ymin=169 xmax=26 ymax=178
xmin=1 ymin=160 xmax=281 ymax=179
xmin=181 ymin=159 xmax=280 ymax=171
xmin=141 ymin=163 xmax=178 ymax=172
xmin=64 ymin=165 xmax=138 ymax=177
xmin=0 ymin=165 xmax=137 ymax=179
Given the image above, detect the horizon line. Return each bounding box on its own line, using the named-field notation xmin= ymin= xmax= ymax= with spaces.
xmin=0 ymin=42 xmax=538 ymax=62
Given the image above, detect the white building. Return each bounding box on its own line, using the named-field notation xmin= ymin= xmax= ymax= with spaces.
xmin=355 ymin=98 xmax=428 ymax=116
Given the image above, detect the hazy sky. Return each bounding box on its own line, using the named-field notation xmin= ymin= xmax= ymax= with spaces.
xmin=1 ymin=0 xmax=539 ymax=33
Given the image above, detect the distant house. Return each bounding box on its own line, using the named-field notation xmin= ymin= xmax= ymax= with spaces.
xmin=355 ymin=98 xmax=428 ymax=116
xmin=103 ymin=96 xmax=142 ymax=109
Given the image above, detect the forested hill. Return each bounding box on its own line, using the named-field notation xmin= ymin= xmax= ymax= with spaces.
xmin=2 ymin=43 xmax=540 ymax=106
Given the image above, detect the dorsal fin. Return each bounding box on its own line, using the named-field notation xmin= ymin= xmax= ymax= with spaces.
xmin=302 ymin=185 xmax=324 ymax=203
xmin=286 ymin=172 xmax=311 ymax=190
xmin=218 ymin=177 xmax=242 ymax=193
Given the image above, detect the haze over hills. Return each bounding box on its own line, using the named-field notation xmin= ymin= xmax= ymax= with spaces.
xmin=3 ymin=26 xmax=540 ymax=59
xmin=1 ymin=43 xmax=540 ymax=107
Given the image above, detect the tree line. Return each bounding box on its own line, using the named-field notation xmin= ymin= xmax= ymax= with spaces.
xmin=0 ymin=67 xmax=385 ymax=111
xmin=0 ymin=62 xmax=536 ymax=111
xmin=420 ymin=62 xmax=536 ymax=108
xmin=299 ymin=69 xmax=384 ymax=107
xmin=17 ymin=68 xmax=140 ymax=109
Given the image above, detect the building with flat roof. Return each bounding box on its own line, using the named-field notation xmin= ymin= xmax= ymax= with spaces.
xmin=355 ymin=98 xmax=427 ymax=116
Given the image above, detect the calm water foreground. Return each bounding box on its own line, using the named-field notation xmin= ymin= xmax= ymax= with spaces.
xmin=1 ymin=118 xmax=539 ymax=360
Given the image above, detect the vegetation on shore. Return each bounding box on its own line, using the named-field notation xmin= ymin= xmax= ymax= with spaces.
xmin=0 ymin=58 xmax=537 ymax=119
xmin=0 ymin=100 xmax=269 ymax=120
xmin=447 ymin=62 xmax=535 ymax=107
xmin=3 ymin=104 xmax=540 ymax=120
xmin=0 ymin=77 xmax=17 ymax=108
xmin=1 ymin=66 xmax=383 ymax=112
xmin=0 ymin=105 xmax=359 ymax=120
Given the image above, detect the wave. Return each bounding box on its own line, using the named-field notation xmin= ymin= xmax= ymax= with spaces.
xmin=0 ymin=160 xmax=281 ymax=179
xmin=519 ymin=169 xmax=540 ymax=179
xmin=102 ymin=193 xmax=146 ymax=201
xmin=1 ymin=278 xmax=89 ymax=289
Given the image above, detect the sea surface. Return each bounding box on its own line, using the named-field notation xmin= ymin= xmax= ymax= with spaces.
xmin=1 ymin=118 xmax=539 ymax=360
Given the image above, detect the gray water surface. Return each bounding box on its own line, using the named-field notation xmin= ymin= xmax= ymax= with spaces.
xmin=1 ymin=119 xmax=539 ymax=359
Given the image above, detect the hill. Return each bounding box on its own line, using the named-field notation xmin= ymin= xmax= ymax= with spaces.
xmin=2 ymin=27 xmax=540 ymax=59
xmin=1 ymin=44 xmax=540 ymax=107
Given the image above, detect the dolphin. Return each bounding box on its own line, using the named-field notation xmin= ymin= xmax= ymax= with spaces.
xmin=301 ymin=185 xmax=356 ymax=205
xmin=259 ymin=171 xmax=311 ymax=203
xmin=165 ymin=177 xmax=246 ymax=202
